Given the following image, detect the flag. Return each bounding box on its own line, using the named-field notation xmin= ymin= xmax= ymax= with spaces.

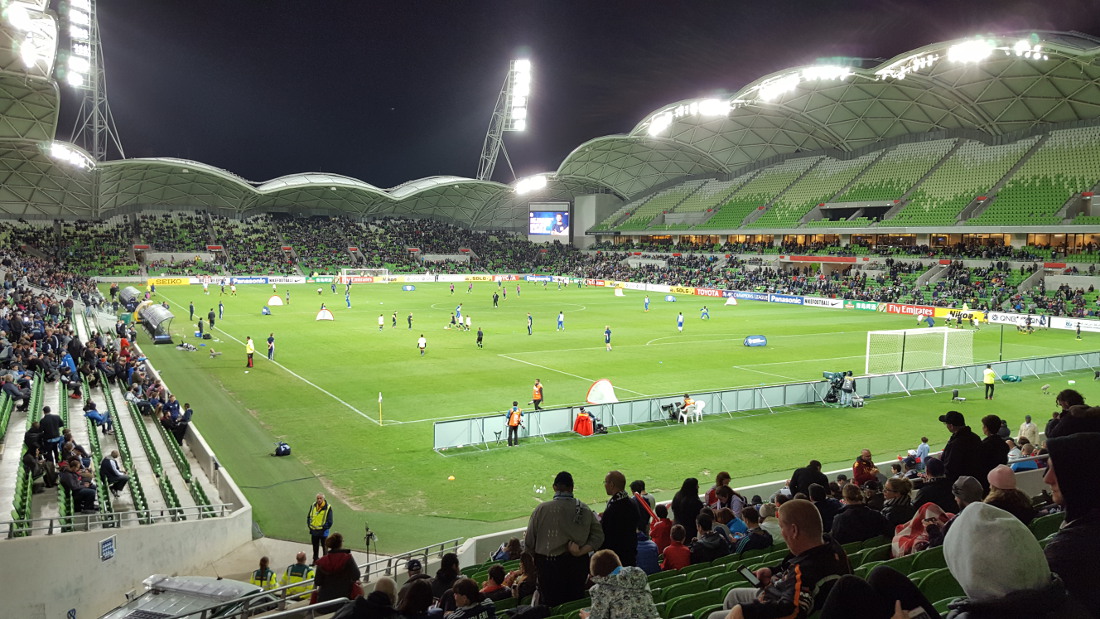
xmin=378 ymin=392 xmax=383 ymax=403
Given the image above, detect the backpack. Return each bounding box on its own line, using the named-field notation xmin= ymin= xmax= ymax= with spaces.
xmin=274 ymin=442 xmax=291 ymax=457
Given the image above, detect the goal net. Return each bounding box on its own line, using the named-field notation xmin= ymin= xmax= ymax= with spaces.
xmin=339 ymin=268 xmax=389 ymax=284
xmin=865 ymin=327 xmax=973 ymax=375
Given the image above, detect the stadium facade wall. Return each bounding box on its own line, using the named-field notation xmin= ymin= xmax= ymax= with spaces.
xmin=5 ymin=505 xmax=254 ymax=619
xmin=574 ymin=193 xmax=623 ymax=248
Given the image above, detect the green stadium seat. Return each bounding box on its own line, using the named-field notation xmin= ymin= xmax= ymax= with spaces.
xmin=917 ymin=568 xmax=965 ymax=603
xmin=1028 ymin=512 xmax=1064 ymax=540
xmin=664 ymin=589 xmax=723 ymax=619
xmin=909 ymin=545 xmax=945 ymax=572
xmin=659 ymin=579 xmax=708 ymax=603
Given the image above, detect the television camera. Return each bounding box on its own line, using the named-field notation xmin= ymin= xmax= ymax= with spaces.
xmin=822 ymin=371 xmax=850 ymax=404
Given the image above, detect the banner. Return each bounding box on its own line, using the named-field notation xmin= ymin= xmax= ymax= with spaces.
xmin=669 ymin=286 xmax=697 ymax=295
xmin=146 ymin=277 xmax=188 ymax=286
xmin=402 ymin=275 xmax=436 ymax=283
xmin=987 ymin=311 xmax=1052 ymax=329
xmin=266 ymin=276 xmax=304 ymax=284
xmin=1050 ymin=316 xmax=1100 ymax=333
xmin=769 ymin=293 xmax=804 ymax=305
xmin=803 ymin=297 xmax=843 ymax=308
xmin=306 ymin=276 xmax=336 ymax=283
xmin=743 ymin=335 xmax=768 ymax=347
xmin=734 ymin=291 xmax=769 ymax=302
xmin=932 ymin=307 xmax=987 ymax=321
xmin=881 ymin=302 xmax=934 ymax=317
xmin=344 ymin=276 xmax=375 ymax=284
xmin=696 ymin=288 xmax=723 ymax=298
xmin=464 ymin=275 xmax=494 ymax=282
xmin=844 ymin=300 xmax=879 ymax=311
xmin=231 ymin=277 xmax=268 ymax=284
xmin=524 ymin=275 xmax=554 ymax=282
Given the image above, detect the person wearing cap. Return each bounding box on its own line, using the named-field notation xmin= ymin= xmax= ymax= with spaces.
xmin=1043 ymin=431 xmax=1100 ymax=614
xmin=977 ymin=414 xmax=1009 ymax=491
xmin=279 ymin=552 xmax=315 ymax=600
xmin=912 ymin=457 xmax=956 ymax=514
xmin=984 ymin=465 xmax=1035 ymax=525
xmin=524 ymin=471 xmax=604 ymax=607
xmin=938 ymin=410 xmax=983 ymax=482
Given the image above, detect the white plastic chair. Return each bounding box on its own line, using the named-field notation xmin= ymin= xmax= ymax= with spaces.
xmin=679 ymin=402 xmax=703 ymax=424
xmin=692 ymin=400 xmax=705 ymax=422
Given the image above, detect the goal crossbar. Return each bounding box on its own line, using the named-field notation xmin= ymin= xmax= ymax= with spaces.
xmin=865 ymin=326 xmax=974 ymax=375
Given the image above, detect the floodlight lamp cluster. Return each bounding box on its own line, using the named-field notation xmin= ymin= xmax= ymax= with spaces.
xmin=1010 ymin=39 xmax=1048 ymax=61
xmin=514 ymin=174 xmax=548 ymax=195
xmin=875 ymin=53 xmax=939 ymax=81
xmin=2 ymin=1 xmax=54 ymax=70
xmin=753 ymin=65 xmax=852 ymax=104
xmin=947 ymin=38 xmax=995 ymax=64
xmin=646 ymin=98 xmax=731 ymax=137
xmin=63 ymin=0 xmax=93 ymax=88
xmin=506 ymin=59 xmax=532 ymax=132
xmin=47 ymin=142 xmax=94 ymax=170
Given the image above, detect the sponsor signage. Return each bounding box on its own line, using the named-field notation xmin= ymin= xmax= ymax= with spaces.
xmin=403 ymin=275 xmax=435 ymax=283
xmin=231 ymin=277 xmax=267 ymax=284
xmin=743 ymin=335 xmax=768 ymax=347
xmin=280 ymin=246 xmax=292 ymax=251
xmin=882 ymin=303 xmax=934 ymax=316
xmin=206 ymin=245 xmax=223 ymax=251
xmin=734 ymin=291 xmax=769 ymax=302
xmin=669 ymin=286 xmax=696 ymax=295
xmin=844 ymin=300 xmax=879 ymax=311
xmin=267 ymin=276 xmax=303 ymax=284
xmin=146 ymin=277 xmax=188 ymax=286
xmin=525 ymin=275 xmax=554 ymax=282
xmin=932 ymin=307 xmax=986 ymax=321
xmin=803 ymin=296 xmax=843 ymax=308
xmin=1053 ymin=317 xmax=1100 ymax=333
xmin=769 ymin=294 xmax=804 ymax=305
xmin=408 ymin=247 xmax=420 ymax=253
xmin=465 ymin=275 xmax=493 ymax=282
xmin=1044 ymin=262 xmax=1067 ymax=269
xmin=987 ymin=312 xmax=1051 ymax=328
xmin=306 ymin=276 xmax=335 ymax=283
xmin=348 ymin=247 xmax=359 ymax=252
xmin=133 ymin=244 xmax=150 ymax=250
xmin=345 ymin=276 xmax=375 ymax=284
xmin=781 ymin=255 xmax=857 ymax=263
xmin=696 ymin=288 xmax=723 ymax=298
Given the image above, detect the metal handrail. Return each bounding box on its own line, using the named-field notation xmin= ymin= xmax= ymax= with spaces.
xmin=161 ymin=537 xmax=463 ymax=619
xmin=3 ymin=503 xmax=235 ymax=539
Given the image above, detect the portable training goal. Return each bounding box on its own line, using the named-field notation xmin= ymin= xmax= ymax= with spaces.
xmin=865 ymin=326 xmax=973 ymax=375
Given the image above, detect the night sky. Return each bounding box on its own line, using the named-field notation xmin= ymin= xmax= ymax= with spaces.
xmin=56 ymin=0 xmax=1100 ymax=188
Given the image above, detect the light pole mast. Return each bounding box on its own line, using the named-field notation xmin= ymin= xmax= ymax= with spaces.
xmin=477 ymin=59 xmax=530 ymax=182
xmin=61 ymin=0 xmax=124 ymax=161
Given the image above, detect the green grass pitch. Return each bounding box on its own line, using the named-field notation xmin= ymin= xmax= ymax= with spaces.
xmin=127 ymin=281 xmax=1093 ymax=552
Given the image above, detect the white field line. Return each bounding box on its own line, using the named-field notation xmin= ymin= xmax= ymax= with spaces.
xmin=731 ymin=365 xmax=800 ymax=381
xmin=157 ymin=292 xmax=382 ymax=426
xmin=496 ymin=354 xmax=649 ymax=397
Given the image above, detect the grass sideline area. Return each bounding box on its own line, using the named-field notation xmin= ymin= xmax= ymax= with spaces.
xmin=117 ymin=281 xmax=1094 ymax=552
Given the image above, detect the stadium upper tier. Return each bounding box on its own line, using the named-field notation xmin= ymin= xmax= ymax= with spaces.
xmin=2 ymin=16 xmax=1100 ymax=230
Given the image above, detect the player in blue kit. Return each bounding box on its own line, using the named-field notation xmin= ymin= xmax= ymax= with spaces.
xmin=557 ymin=311 xmax=564 ymax=331
xmin=604 ymin=326 xmax=612 ymax=351
xmin=700 ymin=306 xmax=709 ymax=320
xmin=677 ymin=312 xmax=684 ymax=332
xmin=644 ymin=296 xmax=650 ymax=312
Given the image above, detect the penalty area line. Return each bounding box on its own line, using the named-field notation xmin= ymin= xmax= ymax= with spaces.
xmin=497 ymin=354 xmax=649 ymax=397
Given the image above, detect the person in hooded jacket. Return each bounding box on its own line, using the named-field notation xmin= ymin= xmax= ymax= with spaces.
xmin=579 ymin=549 xmax=658 ymax=619
xmin=312 ymin=533 xmax=361 ymax=604
xmin=1043 ymin=431 xmax=1100 ymax=615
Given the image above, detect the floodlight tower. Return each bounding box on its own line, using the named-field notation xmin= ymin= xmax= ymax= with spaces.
xmin=59 ymin=0 xmax=124 ymax=161
xmin=477 ymin=59 xmax=530 ymax=182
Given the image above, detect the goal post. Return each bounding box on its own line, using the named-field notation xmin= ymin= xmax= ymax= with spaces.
xmin=865 ymin=327 xmax=974 ymax=375
xmin=339 ymin=268 xmax=389 ymax=283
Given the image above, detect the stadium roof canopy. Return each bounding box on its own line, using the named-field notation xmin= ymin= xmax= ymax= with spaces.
xmin=550 ymin=30 xmax=1100 ymax=199
xmin=2 ymin=24 xmax=1100 ymax=225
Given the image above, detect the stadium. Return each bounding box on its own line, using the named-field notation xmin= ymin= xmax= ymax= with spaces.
xmin=2 ymin=2 xmax=1100 ymax=618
